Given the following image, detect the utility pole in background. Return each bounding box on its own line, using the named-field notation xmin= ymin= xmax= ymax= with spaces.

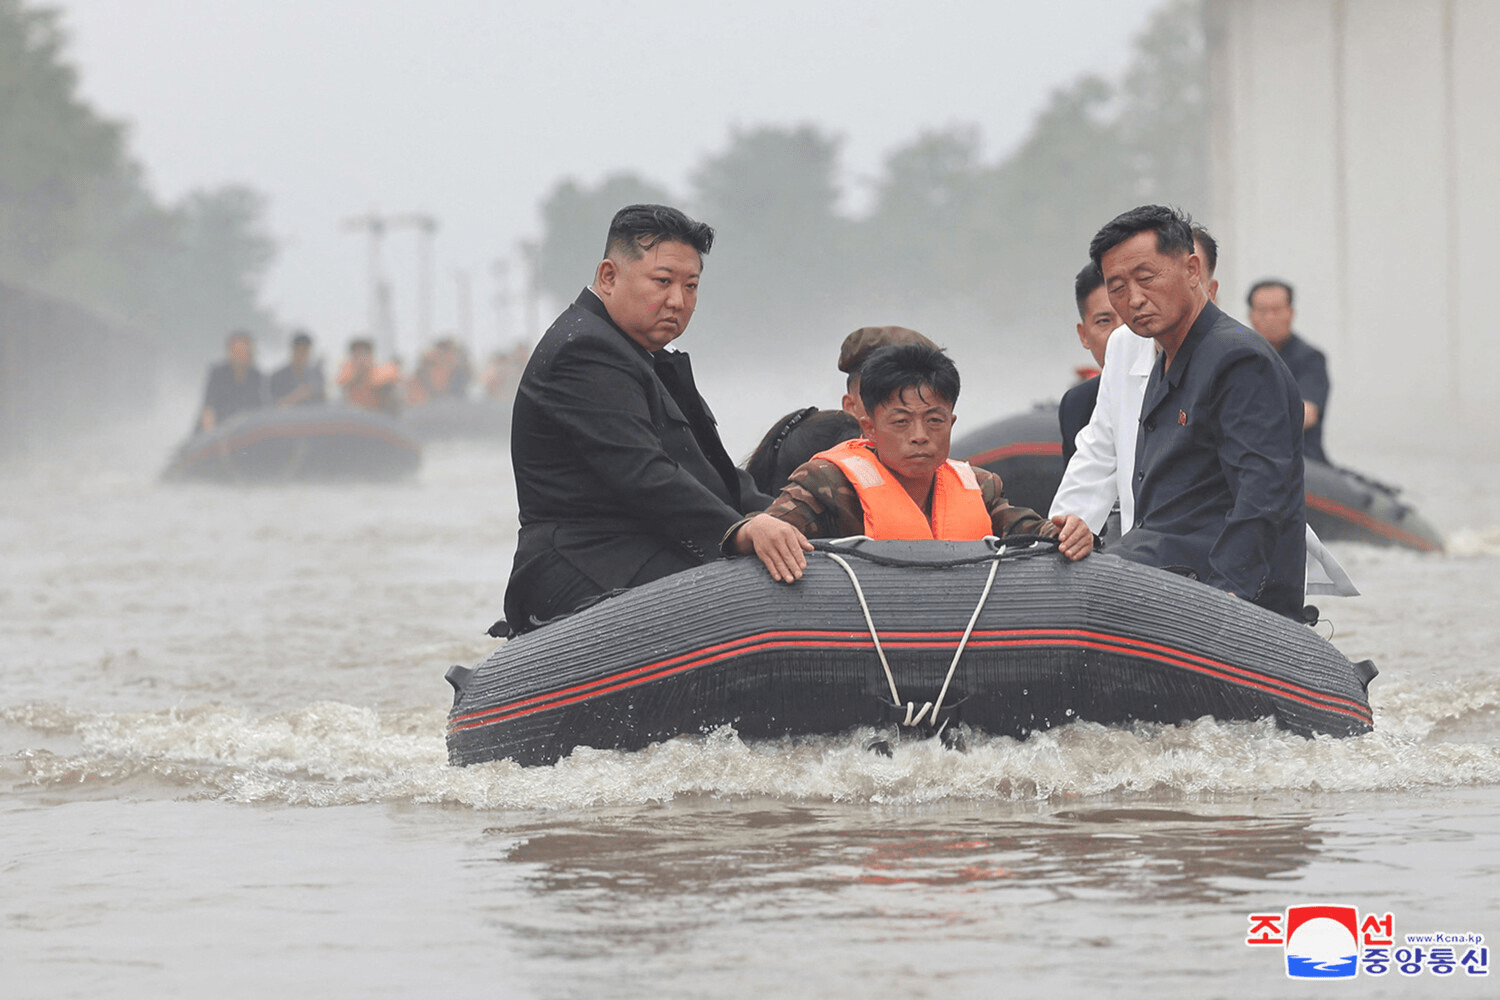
xmin=453 ymin=268 xmax=473 ymax=353
xmin=341 ymin=213 xmax=395 ymax=358
xmin=390 ymin=213 xmax=439 ymax=360
xmin=490 ymin=257 xmax=514 ymax=348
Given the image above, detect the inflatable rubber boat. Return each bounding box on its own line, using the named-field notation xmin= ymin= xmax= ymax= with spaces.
xmin=445 ymin=538 xmax=1376 ymax=767
xmin=951 ymin=406 xmax=1065 ymax=516
xmin=162 ymin=405 xmax=422 ymax=483
xmin=953 ymin=407 xmax=1443 ymax=553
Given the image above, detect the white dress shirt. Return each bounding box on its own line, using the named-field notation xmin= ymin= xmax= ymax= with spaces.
xmin=1050 ymin=325 xmax=1155 ymax=533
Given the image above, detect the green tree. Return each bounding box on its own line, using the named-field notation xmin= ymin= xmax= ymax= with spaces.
xmin=859 ymin=125 xmax=988 ymax=300
xmin=688 ymin=124 xmax=850 ymax=336
xmin=974 ymin=74 xmax=1136 ymax=326
xmin=0 ymin=0 xmax=279 ymax=364
xmin=0 ymin=1 xmax=130 ymax=278
xmin=522 ymin=0 xmax=1208 ymax=360
xmin=531 ymin=172 xmax=676 ymax=306
xmin=156 ymin=186 xmax=278 ymax=357
xmin=1116 ymin=0 xmax=1210 ymax=209
xmin=865 ymin=0 xmax=1208 ymax=338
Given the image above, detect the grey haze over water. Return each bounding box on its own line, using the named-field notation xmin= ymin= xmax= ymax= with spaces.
xmin=7 ymin=3 xmax=1500 ymax=996
xmin=52 ymin=0 xmax=1163 ymax=346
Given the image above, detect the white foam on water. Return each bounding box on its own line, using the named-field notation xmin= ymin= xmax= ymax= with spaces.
xmin=1448 ymin=527 xmax=1500 ymax=558
xmin=9 ymin=690 xmax=1500 ymax=810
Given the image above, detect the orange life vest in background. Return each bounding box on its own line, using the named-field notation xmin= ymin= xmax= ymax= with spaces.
xmin=815 ymin=438 xmax=992 ymax=540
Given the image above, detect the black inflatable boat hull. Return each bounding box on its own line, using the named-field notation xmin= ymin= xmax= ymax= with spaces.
xmin=1302 ymin=461 xmax=1444 ymax=552
xmin=162 ymin=405 xmax=422 ymax=483
xmin=954 ymin=408 xmax=1443 ymax=552
xmin=446 ymin=541 xmax=1375 ymax=767
xmin=951 ymin=406 xmax=1064 ymax=515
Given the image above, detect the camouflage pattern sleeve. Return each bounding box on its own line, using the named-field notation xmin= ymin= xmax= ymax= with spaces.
xmin=975 ymin=466 xmax=1057 ymax=538
xmin=719 ymin=458 xmax=866 ymax=553
xmin=762 ymin=458 xmax=865 ymax=539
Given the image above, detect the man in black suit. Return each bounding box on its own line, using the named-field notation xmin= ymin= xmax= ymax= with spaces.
xmin=501 ymin=204 xmax=783 ymax=634
xmin=1247 ymin=279 xmax=1332 ymax=464
xmin=197 ymin=330 xmax=266 ymax=433
xmin=1057 ymin=261 xmax=1119 ymax=464
xmin=1091 ymin=205 xmax=1307 ymax=619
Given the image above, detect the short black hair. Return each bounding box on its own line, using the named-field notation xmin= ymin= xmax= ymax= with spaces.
xmin=1089 ymin=204 xmax=1196 ymax=274
xmin=858 ymin=343 xmax=960 ymax=417
xmin=1247 ymin=279 xmax=1294 ymax=308
xmin=291 ymin=330 xmax=313 ymax=347
xmin=1191 ymin=224 xmax=1218 ymax=277
xmin=1073 ymin=261 xmax=1105 ymax=319
xmin=348 ymin=337 xmax=374 ymax=353
xmin=603 ymin=204 xmax=714 ymax=263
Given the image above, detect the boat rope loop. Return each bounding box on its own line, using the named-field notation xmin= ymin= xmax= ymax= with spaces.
xmin=822 ymin=548 xmax=1002 ymax=729
xmin=808 ymin=534 xmax=1057 ymax=568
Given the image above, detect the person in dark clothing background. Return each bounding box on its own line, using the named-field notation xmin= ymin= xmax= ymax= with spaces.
xmin=197 ymin=330 xmax=265 ymax=433
xmin=501 ymin=204 xmax=786 ymax=634
xmin=1091 ymin=205 xmax=1307 ymax=620
xmin=1247 ymin=279 xmax=1332 ymax=464
xmin=1058 ymin=261 xmax=1120 ymax=464
xmin=269 ymin=330 xmax=326 ymax=407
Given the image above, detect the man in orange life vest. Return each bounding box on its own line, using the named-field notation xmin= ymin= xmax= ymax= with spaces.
xmin=726 ymin=343 xmax=1094 ymax=581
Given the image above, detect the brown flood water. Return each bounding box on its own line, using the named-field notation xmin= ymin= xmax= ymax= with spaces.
xmin=3 ymin=389 xmax=1498 ymax=998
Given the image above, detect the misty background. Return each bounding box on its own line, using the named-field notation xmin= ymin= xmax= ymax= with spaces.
xmin=6 ymin=0 xmax=1494 ymax=461
xmin=1 ymin=0 xmax=1204 ymax=453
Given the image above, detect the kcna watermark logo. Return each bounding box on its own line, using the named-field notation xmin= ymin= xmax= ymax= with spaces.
xmin=1246 ymin=905 xmax=1488 ymax=980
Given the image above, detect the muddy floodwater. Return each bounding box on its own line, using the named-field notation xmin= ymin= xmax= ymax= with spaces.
xmin=3 ymin=389 xmax=1498 ymax=999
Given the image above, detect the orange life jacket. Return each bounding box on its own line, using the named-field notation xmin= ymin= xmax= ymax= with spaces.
xmin=815 ymin=438 xmax=992 ymax=540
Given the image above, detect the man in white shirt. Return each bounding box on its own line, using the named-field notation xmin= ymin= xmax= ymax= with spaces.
xmin=1050 ymin=226 xmax=1355 ymax=597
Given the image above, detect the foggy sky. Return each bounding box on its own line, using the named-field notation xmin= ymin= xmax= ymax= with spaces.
xmin=53 ymin=0 xmax=1161 ymax=359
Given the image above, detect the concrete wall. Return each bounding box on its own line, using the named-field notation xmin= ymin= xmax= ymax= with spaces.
xmin=0 ymin=280 xmax=160 ymax=457
xmin=1207 ymin=0 xmax=1500 ymax=454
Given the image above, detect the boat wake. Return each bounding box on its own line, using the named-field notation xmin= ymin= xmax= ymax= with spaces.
xmin=1448 ymin=527 xmax=1500 ymax=557
xmin=6 ymin=693 xmax=1500 ymax=810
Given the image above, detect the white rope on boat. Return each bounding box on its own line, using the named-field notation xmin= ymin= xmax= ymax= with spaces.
xmin=823 ymin=551 xmax=902 ymax=708
xmin=930 ymin=555 xmax=1000 ymax=725
xmin=822 ymin=539 xmax=1004 ymax=729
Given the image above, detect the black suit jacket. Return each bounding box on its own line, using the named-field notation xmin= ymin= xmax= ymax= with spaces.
xmin=505 ymin=289 xmax=771 ymax=621
xmin=1058 ymin=375 xmax=1101 ymax=465
xmin=1115 ymin=301 xmax=1307 ymax=618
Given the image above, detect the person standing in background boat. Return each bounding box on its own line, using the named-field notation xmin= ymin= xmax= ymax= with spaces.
xmin=337 ymin=338 xmax=402 ymax=415
xmin=1247 ymin=279 xmax=1331 ymax=464
xmin=501 ymin=204 xmax=781 ymax=635
xmin=406 ymin=337 xmax=472 ymax=406
xmin=1091 ymin=205 xmax=1307 ymax=619
xmin=269 ymin=330 xmax=326 ymax=407
xmin=1050 ymin=226 xmax=1219 ymax=534
xmin=196 ymin=329 xmax=266 ymax=433
xmin=729 ymin=343 xmax=1094 ymax=582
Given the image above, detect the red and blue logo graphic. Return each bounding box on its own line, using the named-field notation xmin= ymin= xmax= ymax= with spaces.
xmin=1282 ymin=905 xmax=1360 ymax=979
xmin=1247 ymin=905 xmax=1489 ymax=979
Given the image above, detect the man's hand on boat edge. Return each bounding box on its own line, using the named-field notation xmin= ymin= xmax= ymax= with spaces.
xmin=732 ymin=514 xmax=816 ymax=583
xmin=1051 ymin=513 xmax=1094 ymax=561
xmin=729 ymin=512 xmax=1094 ymax=584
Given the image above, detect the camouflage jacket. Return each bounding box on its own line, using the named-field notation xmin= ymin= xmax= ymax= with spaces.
xmin=721 ymin=456 xmax=1056 ymax=550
